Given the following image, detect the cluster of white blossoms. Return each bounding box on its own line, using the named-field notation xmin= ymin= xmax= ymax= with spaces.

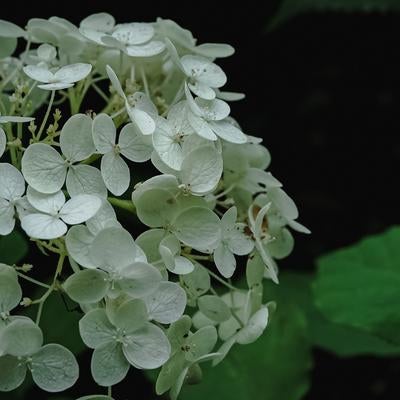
xmin=0 ymin=14 xmax=309 ymax=400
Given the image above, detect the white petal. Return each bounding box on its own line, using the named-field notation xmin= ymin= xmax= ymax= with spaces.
xmin=60 ymin=114 xmax=95 ymax=162
xmin=127 ymin=107 xmax=155 ymax=136
xmin=236 ymin=307 xmax=269 ymax=345
xmin=188 ymin=82 xmax=216 ymax=100
xmin=92 ymin=114 xmax=116 ymax=154
xmin=193 ymin=43 xmax=235 ymax=58
xmin=0 ymin=19 xmax=26 ymax=38
xmin=21 ymin=214 xmax=67 ymax=240
xmin=89 ymin=227 xmax=137 ymax=271
xmin=86 ymin=200 xmax=119 ymax=235
xmin=0 ymin=128 xmax=6 ymax=158
xmin=100 ymin=152 xmax=130 ymax=196
xmin=181 ymin=55 xmax=226 ymax=88
xmin=66 ymin=165 xmax=107 ymax=198
xmin=144 ymin=281 xmax=186 ymax=324
xmin=180 ymin=145 xmax=222 ymax=195
xmin=54 ymin=63 xmax=92 ymax=84
xmin=123 ymin=323 xmax=170 ymax=369
xmin=59 ymin=194 xmax=102 ymax=225
xmin=268 ymin=187 xmax=299 ymax=220
xmin=0 ymin=199 xmax=15 ymax=236
xmin=187 ymin=112 xmax=217 ymax=141
xmin=21 ymin=144 xmax=66 ymax=194
xmin=26 ymin=186 xmax=65 ymax=214
xmin=23 ymin=65 xmax=54 ymax=83
xmin=195 ymin=98 xmax=230 ymax=121
xmin=37 ymin=82 xmax=74 ymax=90
xmin=113 ymin=22 xmax=154 ymax=45
xmin=152 ymin=118 xmax=184 ymax=170
xmin=119 ymin=123 xmax=153 ymax=162
xmin=105 ymin=65 xmax=126 ymax=99
xmin=209 ymin=120 xmax=247 ymax=144
xmin=0 ymin=116 xmax=34 ymax=123
xmin=65 ymin=225 xmax=96 ymax=268
xmin=125 ymin=41 xmax=165 ymax=57
xmin=80 ymin=13 xmax=115 ymax=32
xmin=0 ymin=163 xmax=25 ymax=201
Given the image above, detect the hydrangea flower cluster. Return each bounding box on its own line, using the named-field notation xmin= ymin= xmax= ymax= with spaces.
xmin=0 ymin=14 xmax=309 ymax=399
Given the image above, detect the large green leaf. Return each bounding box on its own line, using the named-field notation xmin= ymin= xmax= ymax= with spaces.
xmin=270 ymin=0 xmax=400 ymax=28
xmin=25 ymin=293 xmax=84 ymax=354
xmin=0 ymin=231 xmax=28 ymax=264
xmin=314 ymin=226 xmax=400 ymax=345
xmin=282 ymin=273 xmax=400 ymax=356
xmin=180 ymin=285 xmax=312 ymax=400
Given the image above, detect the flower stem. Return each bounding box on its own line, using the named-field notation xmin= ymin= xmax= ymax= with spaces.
xmin=16 ymin=272 xmax=51 ymax=289
xmin=34 ymin=252 xmax=66 ymax=325
xmin=36 ymin=89 xmax=55 ymax=141
xmin=108 ymin=197 xmax=136 ymax=214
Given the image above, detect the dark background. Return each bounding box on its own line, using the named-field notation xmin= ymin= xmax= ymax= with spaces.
xmin=2 ymin=1 xmax=400 ymax=399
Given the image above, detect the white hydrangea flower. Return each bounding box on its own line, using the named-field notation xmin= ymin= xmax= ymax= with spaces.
xmin=22 ymin=43 xmax=58 ymax=67
xmin=23 ymin=63 xmax=92 ymax=90
xmin=79 ymin=300 xmax=171 ymax=387
xmin=80 ymin=14 xmax=165 ymax=57
xmin=106 ymin=65 xmax=157 ymax=135
xmin=0 ymin=163 xmax=25 ymax=235
xmin=21 ymin=114 xmax=107 ymax=197
xmin=213 ymin=207 xmax=254 ymax=278
xmin=184 ymin=84 xmax=247 ymax=143
xmin=92 ymin=113 xmax=152 ymax=195
xmin=20 ymin=187 xmax=102 ymax=240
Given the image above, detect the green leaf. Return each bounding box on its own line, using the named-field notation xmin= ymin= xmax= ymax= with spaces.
xmin=180 ymin=289 xmax=311 ymax=400
xmin=0 ymin=231 xmax=28 ymax=264
xmin=31 ymin=344 xmax=79 ymax=392
xmin=270 ymin=0 xmax=400 ymax=29
xmin=28 ymin=293 xmax=85 ymax=354
xmin=280 ymin=272 xmax=400 ymax=356
xmin=314 ymin=226 xmax=400 ymax=345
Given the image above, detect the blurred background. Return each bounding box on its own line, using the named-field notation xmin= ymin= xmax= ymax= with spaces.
xmin=1 ymin=1 xmax=400 ymax=399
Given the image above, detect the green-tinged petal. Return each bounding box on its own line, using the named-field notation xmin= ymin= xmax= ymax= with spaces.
xmin=89 ymin=227 xmax=136 ymax=271
xmin=66 ymin=164 xmax=108 ymax=199
xmin=118 ymin=262 xmax=162 ymax=298
xmin=60 ymin=114 xmax=95 ymax=162
xmin=21 ymin=144 xmax=66 ymax=194
xmin=184 ymin=326 xmax=217 ymax=363
xmin=113 ymin=299 xmax=148 ymax=332
xmin=0 ymin=355 xmax=27 ymax=392
xmin=79 ymin=309 xmax=116 ymax=349
xmin=172 ymin=207 xmax=221 ymax=250
xmin=100 ymin=151 xmax=130 ymax=196
xmin=91 ymin=341 xmax=129 ymax=386
xmin=198 ymin=295 xmax=231 ymax=323
xmin=0 ymin=318 xmax=43 ymax=357
xmin=31 ymin=344 xmax=79 ymax=392
xmin=92 ymin=113 xmax=116 ymax=154
xmin=214 ymin=243 xmax=236 ymax=279
xmin=123 ymin=322 xmax=170 ymax=369
xmin=144 ymin=281 xmax=186 ymax=324
xmin=63 ymin=269 xmax=109 ymax=304
xmin=236 ymin=307 xmax=269 ymax=345
xmin=0 ymin=163 xmax=25 ymax=201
